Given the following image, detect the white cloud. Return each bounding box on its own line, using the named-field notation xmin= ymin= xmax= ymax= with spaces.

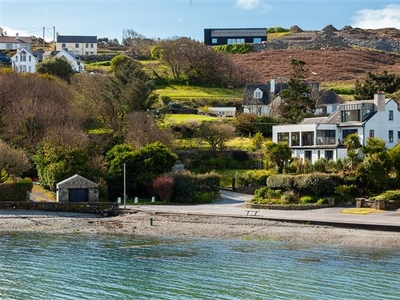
xmin=236 ymin=0 xmax=272 ymax=13
xmin=352 ymin=4 xmax=400 ymax=29
xmin=0 ymin=27 xmax=31 ymax=37
xmin=236 ymin=0 xmax=260 ymax=10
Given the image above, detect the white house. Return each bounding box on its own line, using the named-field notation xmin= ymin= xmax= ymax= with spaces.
xmin=56 ymin=35 xmax=97 ymax=56
xmin=54 ymin=50 xmax=84 ymax=73
xmin=208 ymin=107 xmax=236 ymax=117
xmin=272 ymin=92 xmax=400 ymax=163
xmin=10 ymin=48 xmax=39 ymax=73
xmin=0 ymin=28 xmax=32 ymax=50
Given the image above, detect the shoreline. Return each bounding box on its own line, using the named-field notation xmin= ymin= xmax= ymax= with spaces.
xmin=1 ymin=210 xmax=400 ymax=248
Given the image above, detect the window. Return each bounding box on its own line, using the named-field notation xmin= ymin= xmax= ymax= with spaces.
xmin=253 ymin=38 xmax=261 ymax=43
xmin=304 ymin=151 xmax=312 ymax=161
xmin=85 ymin=51 xmax=89 ymax=55
xmin=62 ymin=43 xmax=66 ymax=48
xmin=28 ymin=66 xmax=31 ymax=72
xmin=20 ymin=53 xmax=26 ymax=62
xmin=227 ymin=38 xmax=245 ymax=44
xmin=369 ymin=130 xmax=374 ymax=138
xmin=389 ymin=110 xmax=394 ymax=120
xmin=212 ymin=38 xmax=217 ymax=44
xmin=325 ymin=150 xmax=334 ymax=161
xmin=85 ymin=43 xmax=89 ymax=48
xmin=398 ymin=131 xmax=400 ymax=140
xmin=277 ymin=132 xmax=289 ymax=143
xmin=253 ymin=88 xmax=262 ymax=99
xmin=90 ymin=43 xmax=94 ymax=48
xmin=75 ymin=43 xmax=79 ymax=48
xmin=15 ymin=56 xmax=18 ymax=62
xmin=389 ymin=130 xmax=394 ymax=142
xmin=342 ymin=129 xmax=357 ymax=140
xmin=291 ymin=132 xmax=300 ymax=146
xmin=28 ymin=56 xmax=31 ymax=62
xmin=6 ymin=43 xmax=12 ymax=49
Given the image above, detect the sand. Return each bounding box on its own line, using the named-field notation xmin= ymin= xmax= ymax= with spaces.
xmin=1 ymin=210 xmax=400 ymax=248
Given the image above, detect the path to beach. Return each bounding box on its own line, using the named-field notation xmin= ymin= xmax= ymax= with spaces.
xmin=129 ymin=190 xmax=400 ymax=230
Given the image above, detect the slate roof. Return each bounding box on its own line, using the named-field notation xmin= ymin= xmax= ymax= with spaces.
xmin=57 ymin=35 xmax=97 ymax=43
xmin=317 ymin=90 xmax=344 ymax=105
xmin=243 ymin=82 xmax=288 ymax=105
xmin=210 ymin=28 xmax=266 ymax=38
xmin=0 ymin=35 xmax=32 ymax=44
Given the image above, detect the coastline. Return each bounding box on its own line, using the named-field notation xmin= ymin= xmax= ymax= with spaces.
xmin=1 ymin=210 xmax=400 ymax=248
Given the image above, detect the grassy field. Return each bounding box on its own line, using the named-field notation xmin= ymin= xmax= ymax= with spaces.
xmin=163 ymin=114 xmax=218 ymax=124
xmin=156 ymin=84 xmax=243 ymax=100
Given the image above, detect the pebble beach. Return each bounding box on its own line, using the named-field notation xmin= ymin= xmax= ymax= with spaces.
xmin=1 ymin=210 xmax=400 ymax=249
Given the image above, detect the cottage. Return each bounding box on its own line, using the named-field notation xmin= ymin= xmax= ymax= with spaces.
xmin=56 ymin=174 xmax=99 ymax=203
xmin=272 ymin=92 xmax=400 ymax=163
xmin=0 ymin=28 xmax=32 ymax=50
xmin=10 ymin=48 xmax=39 ymax=73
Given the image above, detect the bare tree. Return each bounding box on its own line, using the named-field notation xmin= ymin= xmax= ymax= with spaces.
xmin=197 ymin=122 xmax=236 ymax=155
xmin=0 ymin=140 xmax=31 ymax=183
xmin=125 ymin=111 xmax=174 ymax=149
xmin=0 ymin=73 xmax=82 ymax=152
xmin=122 ymin=29 xmax=157 ymax=58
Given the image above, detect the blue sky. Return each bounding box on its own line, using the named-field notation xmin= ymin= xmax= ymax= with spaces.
xmin=1 ymin=1 xmax=400 ymax=42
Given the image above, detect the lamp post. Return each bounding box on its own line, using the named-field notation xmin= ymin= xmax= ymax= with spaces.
xmin=123 ymin=163 xmax=127 ymax=209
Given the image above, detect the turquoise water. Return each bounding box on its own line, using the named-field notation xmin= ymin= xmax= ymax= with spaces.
xmin=0 ymin=233 xmax=399 ymax=300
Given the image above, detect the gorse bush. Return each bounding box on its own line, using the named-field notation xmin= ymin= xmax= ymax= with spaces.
xmin=235 ymin=170 xmax=272 ymax=187
xmin=214 ymin=43 xmax=254 ymax=54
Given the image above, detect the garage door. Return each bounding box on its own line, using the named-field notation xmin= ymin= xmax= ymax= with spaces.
xmin=68 ymin=188 xmax=89 ymax=202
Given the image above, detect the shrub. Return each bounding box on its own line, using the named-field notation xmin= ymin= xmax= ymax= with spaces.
xmin=0 ymin=178 xmax=33 ymax=201
xmin=379 ymin=190 xmax=400 ymax=201
xmin=267 ymin=174 xmax=295 ymax=190
xmin=334 ymin=184 xmax=359 ymax=203
xmin=150 ymin=176 xmax=175 ymax=203
xmin=231 ymin=150 xmax=250 ymax=162
xmin=293 ymin=172 xmax=341 ymax=197
xmin=169 ymin=170 xmax=220 ymax=204
xmin=235 ymin=170 xmax=272 ymax=187
xmin=299 ymin=196 xmax=316 ymax=204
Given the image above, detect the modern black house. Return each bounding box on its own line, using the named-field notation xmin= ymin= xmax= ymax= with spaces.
xmin=204 ymin=28 xmax=267 ymax=46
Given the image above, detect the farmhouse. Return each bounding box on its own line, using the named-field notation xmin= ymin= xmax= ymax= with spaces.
xmin=272 ymin=92 xmax=400 ymax=163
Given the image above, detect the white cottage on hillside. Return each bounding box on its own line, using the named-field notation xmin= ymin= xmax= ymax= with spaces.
xmin=10 ymin=48 xmax=39 ymax=73
xmin=272 ymin=92 xmax=400 ymax=163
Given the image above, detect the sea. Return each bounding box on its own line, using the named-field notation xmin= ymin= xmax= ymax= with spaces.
xmin=0 ymin=233 xmax=399 ymax=300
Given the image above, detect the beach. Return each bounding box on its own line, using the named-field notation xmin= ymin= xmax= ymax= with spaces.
xmin=1 ymin=210 xmax=400 ymax=249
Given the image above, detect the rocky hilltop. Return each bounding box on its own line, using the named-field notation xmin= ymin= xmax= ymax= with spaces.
xmin=256 ymin=25 xmax=400 ymax=52
xmin=232 ymin=25 xmax=400 ymax=84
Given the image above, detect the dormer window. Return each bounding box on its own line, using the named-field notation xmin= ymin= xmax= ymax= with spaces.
xmin=253 ymin=88 xmax=263 ymax=99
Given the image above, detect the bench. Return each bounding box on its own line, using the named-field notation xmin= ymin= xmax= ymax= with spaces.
xmin=245 ymin=210 xmax=259 ymax=216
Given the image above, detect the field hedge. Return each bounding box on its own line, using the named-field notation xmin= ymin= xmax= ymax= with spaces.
xmin=0 ymin=178 xmax=33 ymax=201
xmin=169 ymin=170 xmax=220 ymax=204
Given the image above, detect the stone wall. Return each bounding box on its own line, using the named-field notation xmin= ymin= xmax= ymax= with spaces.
xmin=0 ymin=201 xmax=119 ymax=215
xmin=356 ymin=198 xmax=400 ymax=210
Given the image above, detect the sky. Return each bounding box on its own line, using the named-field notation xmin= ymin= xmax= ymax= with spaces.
xmin=1 ymin=1 xmax=400 ymax=42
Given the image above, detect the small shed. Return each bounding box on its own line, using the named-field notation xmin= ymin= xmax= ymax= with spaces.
xmin=56 ymin=174 xmax=99 ymax=203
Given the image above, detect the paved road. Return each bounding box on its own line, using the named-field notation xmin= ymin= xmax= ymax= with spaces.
xmin=126 ymin=190 xmax=400 ymax=229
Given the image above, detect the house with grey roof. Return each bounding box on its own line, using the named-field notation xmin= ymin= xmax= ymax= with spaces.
xmin=272 ymin=92 xmax=400 ymax=163
xmin=56 ymin=35 xmax=97 ymax=55
xmin=204 ymin=28 xmax=267 ymax=46
xmin=242 ymin=80 xmax=288 ymax=116
xmin=0 ymin=28 xmax=32 ymax=50
xmin=10 ymin=48 xmax=39 ymax=73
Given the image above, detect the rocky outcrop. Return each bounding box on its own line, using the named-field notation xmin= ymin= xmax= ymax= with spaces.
xmin=255 ymin=25 xmax=400 ymax=52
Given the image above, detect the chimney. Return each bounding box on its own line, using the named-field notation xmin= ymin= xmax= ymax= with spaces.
xmin=270 ymin=79 xmax=275 ymax=93
xmin=374 ymin=91 xmax=385 ymax=111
